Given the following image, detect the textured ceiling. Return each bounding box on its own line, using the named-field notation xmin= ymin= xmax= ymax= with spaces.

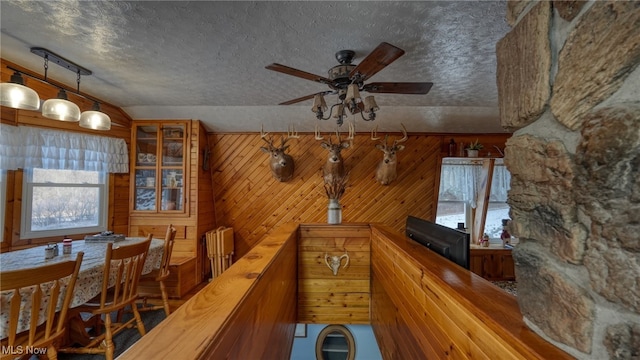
xmin=0 ymin=1 xmax=511 ymax=133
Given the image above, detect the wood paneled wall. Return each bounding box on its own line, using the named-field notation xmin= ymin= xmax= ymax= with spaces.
xmin=209 ymin=132 xmax=510 ymax=259
xmin=209 ymin=132 xmax=442 ymax=259
xmin=370 ymin=224 xmax=572 ymax=359
xmin=119 ymin=223 xmax=298 ymax=360
xmin=298 ymin=224 xmax=371 ymax=324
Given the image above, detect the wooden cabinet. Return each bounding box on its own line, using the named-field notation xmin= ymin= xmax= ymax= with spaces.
xmin=129 ymin=120 xmax=217 ymax=298
xmin=470 ymin=248 xmax=515 ymax=281
xmin=131 ymin=122 xmax=187 ymax=214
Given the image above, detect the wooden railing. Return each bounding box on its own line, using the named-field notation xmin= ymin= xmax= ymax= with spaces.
xmin=120 ymin=222 xmax=572 ymax=359
xmin=118 ymin=223 xmax=298 ymax=360
xmin=370 ymin=224 xmax=572 ymax=359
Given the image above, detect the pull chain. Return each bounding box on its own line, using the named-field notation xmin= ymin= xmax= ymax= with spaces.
xmin=43 ymin=55 xmax=49 ymax=81
xmin=76 ymin=70 xmax=81 ymax=93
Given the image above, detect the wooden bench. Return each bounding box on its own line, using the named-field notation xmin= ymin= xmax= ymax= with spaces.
xmin=138 ymin=256 xmax=197 ymax=299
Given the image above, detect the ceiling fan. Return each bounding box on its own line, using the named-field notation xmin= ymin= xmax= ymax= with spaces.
xmin=265 ymin=42 xmax=433 ymax=124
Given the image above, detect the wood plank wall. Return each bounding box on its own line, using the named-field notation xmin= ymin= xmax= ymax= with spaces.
xmin=209 ymin=132 xmax=441 ymax=259
xmin=370 ymin=224 xmax=573 ymax=360
xmin=297 ymin=224 xmax=371 ymax=324
xmin=209 ymin=132 xmax=510 ymax=260
xmin=119 ymin=223 xmax=299 ymax=360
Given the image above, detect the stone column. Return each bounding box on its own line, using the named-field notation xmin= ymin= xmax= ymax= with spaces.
xmin=496 ymin=1 xmax=640 ymax=358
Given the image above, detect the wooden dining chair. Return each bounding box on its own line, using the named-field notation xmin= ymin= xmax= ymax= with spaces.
xmin=0 ymin=252 xmax=84 ymax=360
xmin=59 ymin=235 xmax=152 ymax=360
xmin=138 ymin=224 xmax=177 ymax=316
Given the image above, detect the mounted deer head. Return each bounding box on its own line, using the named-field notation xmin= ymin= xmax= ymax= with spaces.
xmin=316 ymin=123 xmax=353 ymax=184
xmin=260 ymin=124 xmax=299 ymax=182
xmin=372 ymin=123 xmax=408 ymax=185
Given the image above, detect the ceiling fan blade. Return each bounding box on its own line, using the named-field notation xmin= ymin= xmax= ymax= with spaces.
xmin=362 ymin=82 xmax=433 ymax=94
xmin=349 ymin=42 xmax=405 ymax=81
xmin=278 ymin=91 xmax=333 ymax=105
xmin=266 ymin=63 xmax=333 ymax=85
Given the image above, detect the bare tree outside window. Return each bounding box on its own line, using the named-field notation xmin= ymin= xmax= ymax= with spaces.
xmin=22 ymin=169 xmax=107 ymax=238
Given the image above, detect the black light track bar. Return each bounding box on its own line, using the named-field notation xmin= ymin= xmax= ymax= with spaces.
xmin=30 ymin=47 xmax=92 ymax=76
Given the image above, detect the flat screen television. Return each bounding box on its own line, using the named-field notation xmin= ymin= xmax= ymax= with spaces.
xmin=405 ymin=215 xmax=470 ymax=270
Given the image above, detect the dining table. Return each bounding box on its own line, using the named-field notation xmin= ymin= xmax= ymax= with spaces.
xmin=0 ymin=237 xmax=164 ymax=340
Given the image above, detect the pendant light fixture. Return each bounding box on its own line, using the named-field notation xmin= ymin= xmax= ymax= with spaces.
xmin=79 ymin=101 xmax=111 ymax=130
xmin=42 ymin=88 xmax=81 ymax=122
xmin=0 ymin=71 xmax=40 ymax=110
xmin=39 ymin=50 xmax=83 ymax=122
xmin=1 ymin=47 xmax=112 ymax=130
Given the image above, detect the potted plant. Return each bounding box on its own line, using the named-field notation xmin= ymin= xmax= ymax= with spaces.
xmin=324 ymin=173 xmax=349 ymax=224
xmin=466 ymin=139 xmax=483 ymax=157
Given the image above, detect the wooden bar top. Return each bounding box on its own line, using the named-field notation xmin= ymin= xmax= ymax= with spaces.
xmin=370 ymin=224 xmax=572 ymax=359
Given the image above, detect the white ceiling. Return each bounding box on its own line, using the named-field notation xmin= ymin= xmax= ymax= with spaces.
xmin=0 ymin=1 xmax=511 ymax=134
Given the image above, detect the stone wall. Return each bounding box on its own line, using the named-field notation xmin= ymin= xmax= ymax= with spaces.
xmin=496 ymin=1 xmax=640 ymax=359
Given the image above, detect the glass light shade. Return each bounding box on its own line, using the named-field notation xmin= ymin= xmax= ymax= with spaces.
xmin=42 ymin=89 xmax=80 ymax=122
xmin=331 ymin=104 xmax=345 ymax=119
xmin=363 ymin=96 xmax=379 ymax=113
xmin=0 ymin=72 xmax=40 ymax=110
xmin=311 ymin=94 xmax=327 ymax=113
xmin=79 ymin=103 xmax=111 ymax=130
xmin=345 ymin=84 xmax=361 ymax=103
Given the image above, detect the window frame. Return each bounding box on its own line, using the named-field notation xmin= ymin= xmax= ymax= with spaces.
xmin=20 ymin=168 xmax=109 ymax=239
xmin=436 ymin=157 xmax=511 ymax=242
xmin=0 ymin=170 xmax=6 ymax=242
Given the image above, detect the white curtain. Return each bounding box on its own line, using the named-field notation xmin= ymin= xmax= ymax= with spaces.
xmin=438 ymin=158 xmax=510 ymax=208
xmin=0 ymin=124 xmax=129 ymax=173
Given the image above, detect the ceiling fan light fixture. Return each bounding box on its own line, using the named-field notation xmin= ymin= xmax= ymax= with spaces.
xmin=331 ymin=104 xmax=345 ymax=119
xmin=0 ymin=71 xmax=40 ymax=110
xmin=363 ymin=96 xmax=379 ymax=113
xmin=42 ymin=89 xmax=81 ymax=122
xmin=345 ymin=84 xmax=361 ymax=103
xmin=79 ymin=101 xmax=111 ymax=130
xmin=311 ymin=94 xmax=328 ymax=113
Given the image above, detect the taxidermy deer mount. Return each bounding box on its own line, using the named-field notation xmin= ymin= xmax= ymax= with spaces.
xmin=372 ymin=123 xmax=408 ymax=185
xmin=316 ymin=122 xmax=354 ymax=184
xmin=260 ymin=125 xmax=299 ymax=182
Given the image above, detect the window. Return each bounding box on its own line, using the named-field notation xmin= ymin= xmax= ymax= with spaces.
xmin=436 ymin=158 xmax=511 ymax=241
xmin=315 ymin=325 xmax=356 ymax=360
xmin=21 ymin=168 xmax=108 ymax=239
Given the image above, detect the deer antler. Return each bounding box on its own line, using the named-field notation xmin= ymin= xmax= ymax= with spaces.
xmin=260 ymin=124 xmax=275 ymax=148
xmin=392 ymin=123 xmax=408 ymax=147
xmin=370 ymin=125 xmax=380 ymax=141
xmin=315 ymin=124 xmax=324 ymax=141
xmin=346 ymin=121 xmax=355 ymax=141
xmin=287 ymin=124 xmax=300 ymax=139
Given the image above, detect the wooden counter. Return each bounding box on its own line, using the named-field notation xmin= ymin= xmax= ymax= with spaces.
xmin=119 ymin=223 xmax=299 ymax=360
xmin=121 ymin=223 xmax=570 ymax=360
xmin=470 ymin=245 xmax=516 ymax=281
xmin=370 ymin=224 xmax=572 ymax=359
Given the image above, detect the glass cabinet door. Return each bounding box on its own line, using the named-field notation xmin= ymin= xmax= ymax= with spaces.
xmin=132 ymin=123 xmax=186 ymax=213
xmin=160 ymin=124 xmax=185 ymax=212
xmin=134 ymin=125 xmax=158 ymax=211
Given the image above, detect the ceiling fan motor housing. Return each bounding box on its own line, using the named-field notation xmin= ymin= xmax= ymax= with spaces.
xmin=328 ymin=64 xmax=356 ymax=88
